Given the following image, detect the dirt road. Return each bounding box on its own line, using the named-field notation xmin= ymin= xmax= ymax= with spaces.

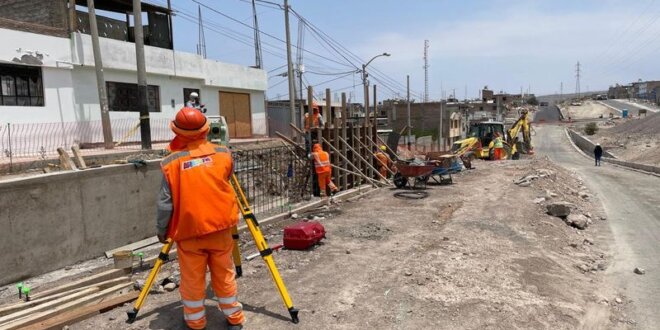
xmin=71 ymin=156 xmax=630 ymax=329
xmin=535 ymin=124 xmax=660 ymax=329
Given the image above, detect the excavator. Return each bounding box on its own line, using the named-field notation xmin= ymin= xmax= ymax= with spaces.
xmin=452 ymin=109 xmax=533 ymax=162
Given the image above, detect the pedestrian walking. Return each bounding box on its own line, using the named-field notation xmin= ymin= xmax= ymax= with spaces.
xmin=594 ymin=143 xmax=603 ymax=166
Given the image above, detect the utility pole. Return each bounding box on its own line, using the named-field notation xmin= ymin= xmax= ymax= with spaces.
xmin=87 ymin=0 xmax=113 ymax=149
xmin=439 ymin=98 xmax=443 ymax=151
xmin=362 ymin=65 xmax=370 ymax=129
xmin=423 ymin=40 xmax=429 ymax=102
xmin=133 ymin=0 xmax=151 ymax=149
xmin=560 ymin=81 xmax=563 ymax=101
xmin=406 ymin=75 xmax=411 ymax=150
xmin=251 ymin=0 xmax=263 ymax=68
xmin=284 ymin=0 xmax=297 ymax=129
xmin=196 ymin=5 xmax=206 ymax=58
xmin=575 ymin=61 xmax=581 ymax=99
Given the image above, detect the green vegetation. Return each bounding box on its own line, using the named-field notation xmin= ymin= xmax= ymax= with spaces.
xmin=584 ymin=122 xmax=599 ymax=135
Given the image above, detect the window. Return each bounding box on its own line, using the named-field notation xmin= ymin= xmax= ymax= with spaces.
xmin=0 ymin=64 xmax=44 ymax=106
xmin=106 ymin=81 xmax=160 ymax=112
xmin=183 ymin=88 xmax=200 ymax=104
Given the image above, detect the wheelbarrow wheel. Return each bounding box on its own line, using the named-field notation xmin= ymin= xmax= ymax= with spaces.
xmin=393 ymin=173 xmax=407 ymax=188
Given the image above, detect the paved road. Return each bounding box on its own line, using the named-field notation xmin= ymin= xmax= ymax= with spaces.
xmin=600 ymin=99 xmax=647 ymax=116
xmin=534 ymin=104 xmax=562 ymax=122
xmin=535 ymin=125 xmax=660 ymax=329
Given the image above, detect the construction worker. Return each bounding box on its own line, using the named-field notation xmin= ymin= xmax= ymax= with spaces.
xmin=374 ymin=145 xmax=393 ymax=179
xmin=490 ymin=132 xmax=504 ymax=160
xmin=304 ymin=104 xmax=324 ymax=131
xmin=310 ymin=143 xmax=338 ymax=203
xmin=157 ymin=107 xmax=244 ymax=330
xmin=186 ymin=92 xmax=207 ymax=113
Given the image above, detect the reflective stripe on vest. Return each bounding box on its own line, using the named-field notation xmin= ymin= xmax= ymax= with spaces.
xmin=312 ymin=153 xmax=330 ymax=168
xmin=161 ymin=151 xmax=191 ymax=167
xmin=184 ymin=309 xmax=206 ymax=321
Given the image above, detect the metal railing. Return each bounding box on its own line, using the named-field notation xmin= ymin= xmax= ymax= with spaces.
xmin=232 ymin=145 xmax=312 ymax=217
xmin=0 ymin=119 xmax=173 ymax=162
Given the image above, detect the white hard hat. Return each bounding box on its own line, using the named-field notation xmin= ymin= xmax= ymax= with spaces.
xmin=190 ymin=92 xmax=199 ymax=98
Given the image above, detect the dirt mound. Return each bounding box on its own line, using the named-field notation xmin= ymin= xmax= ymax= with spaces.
xmin=609 ymin=111 xmax=660 ymax=135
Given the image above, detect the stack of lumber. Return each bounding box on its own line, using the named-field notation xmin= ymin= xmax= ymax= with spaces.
xmin=0 ymin=269 xmax=136 ymax=330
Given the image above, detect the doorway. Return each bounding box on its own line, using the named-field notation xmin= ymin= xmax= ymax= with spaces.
xmin=219 ymin=91 xmax=252 ymax=138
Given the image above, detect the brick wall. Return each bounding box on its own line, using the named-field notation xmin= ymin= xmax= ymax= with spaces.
xmin=0 ymin=0 xmax=68 ymax=37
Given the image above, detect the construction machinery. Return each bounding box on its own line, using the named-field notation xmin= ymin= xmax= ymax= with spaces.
xmin=452 ymin=109 xmax=533 ymax=160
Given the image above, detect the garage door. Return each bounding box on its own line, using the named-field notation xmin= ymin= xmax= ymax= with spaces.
xmin=219 ymin=91 xmax=252 ymax=138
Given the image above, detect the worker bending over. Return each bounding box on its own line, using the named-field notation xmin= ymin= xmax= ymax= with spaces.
xmin=310 ymin=143 xmax=338 ymax=204
xmin=157 ymin=107 xmax=244 ymax=330
xmin=374 ymin=145 xmax=394 ymax=179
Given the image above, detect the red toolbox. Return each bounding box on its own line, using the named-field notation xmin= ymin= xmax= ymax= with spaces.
xmin=283 ymin=221 xmax=326 ymax=250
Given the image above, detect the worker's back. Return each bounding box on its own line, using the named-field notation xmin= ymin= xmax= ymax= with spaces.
xmin=161 ymin=141 xmax=238 ymax=241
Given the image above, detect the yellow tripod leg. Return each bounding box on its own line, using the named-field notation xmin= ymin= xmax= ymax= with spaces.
xmin=231 ymin=225 xmax=243 ymax=278
xmin=126 ymin=239 xmax=173 ymax=323
xmin=230 ymin=174 xmax=299 ymax=324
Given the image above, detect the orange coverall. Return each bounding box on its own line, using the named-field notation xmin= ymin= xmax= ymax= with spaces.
xmin=374 ymin=151 xmax=392 ymax=178
xmin=311 ymin=143 xmax=337 ymax=196
xmin=157 ymin=141 xmax=244 ymax=329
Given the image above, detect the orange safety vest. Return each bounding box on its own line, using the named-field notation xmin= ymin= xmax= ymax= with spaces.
xmin=305 ymin=113 xmax=320 ymax=130
xmin=311 ymin=151 xmax=331 ymax=174
xmin=161 ymin=141 xmax=238 ymax=241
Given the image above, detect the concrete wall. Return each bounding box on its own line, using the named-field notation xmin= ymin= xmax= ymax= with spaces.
xmin=0 ymin=0 xmax=68 ymax=37
xmin=0 ymin=161 xmax=161 ymax=285
xmin=567 ymin=128 xmax=660 ymax=175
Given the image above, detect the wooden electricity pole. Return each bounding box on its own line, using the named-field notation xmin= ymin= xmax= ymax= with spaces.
xmin=284 ymin=0 xmax=296 ymax=129
xmin=133 ymin=0 xmax=151 ymax=149
xmin=87 ymin=0 xmax=114 ymax=149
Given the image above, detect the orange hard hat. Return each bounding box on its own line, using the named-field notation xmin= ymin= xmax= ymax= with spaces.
xmin=170 ymin=107 xmax=209 ymax=137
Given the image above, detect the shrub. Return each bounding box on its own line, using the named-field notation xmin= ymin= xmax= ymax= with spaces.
xmin=584 ymin=122 xmax=598 ymax=135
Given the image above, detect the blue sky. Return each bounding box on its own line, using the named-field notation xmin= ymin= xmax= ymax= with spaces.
xmin=145 ymin=0 xmax=660 ymax=100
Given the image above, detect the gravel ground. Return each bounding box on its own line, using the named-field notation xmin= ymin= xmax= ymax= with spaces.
xmin=65 ymin=158 xmax=632 ymax=330
xmin=590 ymin=112 xmax=660 ymax=166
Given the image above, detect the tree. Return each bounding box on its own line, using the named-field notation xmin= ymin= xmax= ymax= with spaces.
xmin=526 ymin=95 xmax=539 ymax=106
xmin=584 ymin=122 xmax=599 ymax=135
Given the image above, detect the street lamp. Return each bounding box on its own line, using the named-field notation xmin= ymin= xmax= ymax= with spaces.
xmin=361 ymin=52 xmax=390 ymax=126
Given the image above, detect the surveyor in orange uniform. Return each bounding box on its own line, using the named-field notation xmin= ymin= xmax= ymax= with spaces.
xmin=374 ymin=145 xmax=393 ymax=179
xmin=157 ymin=107 xmax=244 ymax=330
xmin=310 ymin=143 xmax=338 ymax=203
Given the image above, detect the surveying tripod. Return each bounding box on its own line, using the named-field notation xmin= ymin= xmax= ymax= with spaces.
xmin=127 ymin=173 xmax=299 ymax=324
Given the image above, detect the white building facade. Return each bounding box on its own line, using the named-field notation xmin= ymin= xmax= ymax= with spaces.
xmin=0 ymin=3 xmax=267 ymax=156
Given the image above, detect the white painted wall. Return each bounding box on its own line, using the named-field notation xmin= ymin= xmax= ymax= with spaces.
xmin=0 ymin=28 xmax=268 ymax=136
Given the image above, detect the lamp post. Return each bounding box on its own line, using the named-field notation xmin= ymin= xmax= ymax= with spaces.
xmin=362 ymin=52 xmax=390 ymax=125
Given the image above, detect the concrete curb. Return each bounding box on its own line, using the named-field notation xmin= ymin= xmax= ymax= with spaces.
xmin=564 ymin=127 xmax=660 ymax=178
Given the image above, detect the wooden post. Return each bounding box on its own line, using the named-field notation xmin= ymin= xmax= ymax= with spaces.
xmin=71 ymin=145 xmax=87 ymax=169
xmin=57 ymin=148 xmax=76 ymax=170
xmin=133 ymin=0 xmax=152 ymax=149
xmin=68 ymin=0 xmax=77 ymax=33
xmin=321 ymin=137 xmax=380 ymax=188
xmin=354 ymin=136 xmax=395 ymax=176
xmin=337 ymin=136 xmax=389 ymax=182
xmin=340 ymin=93 xmax=348 ymax=190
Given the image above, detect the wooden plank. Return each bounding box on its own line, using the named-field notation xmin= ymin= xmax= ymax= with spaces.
xmin=337 ymin=135 xmax=389 ymax=182
xmin=0 ymin=277 xmax=130 ymax=317
xmin=104 ymin=236 xmax=159 ymax=258
xmin=341 ymin=93 xmax=348 ymax=190
xmin=333 ymin=118 xmax=340 ymax=190
xmin=275 ymin=132 xmax=305 ymax=152
xmin=70 ymin=145 xmax=87 ymax=169
xmin=22 ymin=291 xmax=139 ymax=330
xmin=0 ymin=283 xmax=133 ymax=330
xmin=320 ymin=137 xmax=380 ymax=188
xmin=0 ymin=288 xmax=100 ymax=326
xmin=56 ymin=148 xmax=76 ymax=170
xmin=30 ymin=268 xmax=126 ymax=301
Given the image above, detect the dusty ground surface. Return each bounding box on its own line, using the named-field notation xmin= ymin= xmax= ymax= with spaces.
xmin=588 ymin=112 xmax=660 ymax=166
xmin=60 ymin=157 xmax=635 ymax=330
xmin=562 ymin=101 xmax=617 ymax=120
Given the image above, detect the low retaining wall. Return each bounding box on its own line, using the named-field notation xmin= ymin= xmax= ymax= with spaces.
xmin=567 ymin=128 xmax=660 ymax=175
xmin=0 ymin=161 xmax=161 ymax=285
xmin=566 ymin=129 xmax=616 ymax=158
